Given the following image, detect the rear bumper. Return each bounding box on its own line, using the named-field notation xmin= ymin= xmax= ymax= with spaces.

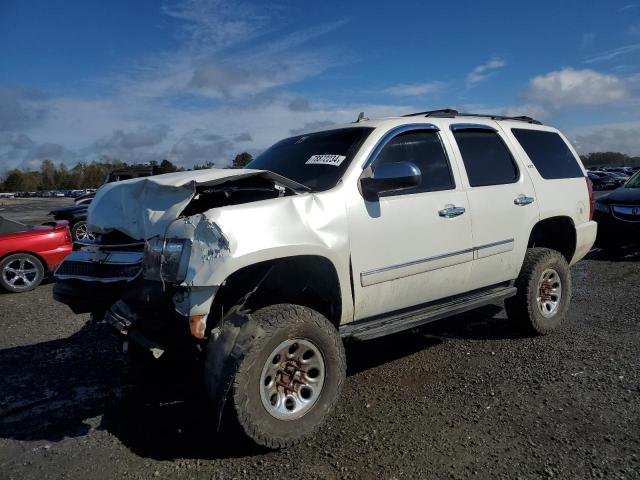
xmin=40 ymin=244 xmax=73 ymax=271
xmin=570 ymin=221 xmax=597 ymax=265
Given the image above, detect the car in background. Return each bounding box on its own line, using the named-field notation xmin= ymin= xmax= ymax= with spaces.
xmin=0 ymin=216 xmax=72 ymax=292
xmin=49 ymin=194 xmax=94 ymax=241
xmin=587 ymin=171 xmax=617 ymax=190
xmin=594 ymin=170 xmax=640 ymax=250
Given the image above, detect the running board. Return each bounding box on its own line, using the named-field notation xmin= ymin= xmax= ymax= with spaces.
xmin=340 ymin=285 xmax=517 ymax=341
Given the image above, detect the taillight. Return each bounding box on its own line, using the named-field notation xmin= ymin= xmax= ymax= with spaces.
xmin=585 ymin=177 xmax=595 ymax=220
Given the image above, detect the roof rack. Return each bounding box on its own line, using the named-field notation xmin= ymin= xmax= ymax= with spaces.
xmin=402 ymin=108 xmax=543 ymax=125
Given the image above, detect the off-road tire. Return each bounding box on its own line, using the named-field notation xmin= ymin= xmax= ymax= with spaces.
xmin=224 ymin=304 xmax=346 ymax=449
xmin=0 ymin=253 xmax=45 ymax=293
xmin=505 ymin=248 xmax=571 ymax=335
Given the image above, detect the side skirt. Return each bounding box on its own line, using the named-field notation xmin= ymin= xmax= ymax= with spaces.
xmin=339 ymin=283 xmax=517 ymax=341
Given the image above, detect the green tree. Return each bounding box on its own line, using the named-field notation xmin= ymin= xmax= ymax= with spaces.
xmin=232 ymin=152 xmax=253 ymax=168
xmin=193 ymin=161 xmax=215 ymax=170
xmin=2 ymin=170 xmax=26 ymax=191
xmin=159 ymin=159 xmax=178 ymax=174
xmin=40 ymin=159 xmax=56 ymax=190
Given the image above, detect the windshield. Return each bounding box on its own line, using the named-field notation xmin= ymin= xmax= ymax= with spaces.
xmin=247 ymin=127 xmax=373 ymax=191
xmin=626 ymin=170 xmax=640 ymax=187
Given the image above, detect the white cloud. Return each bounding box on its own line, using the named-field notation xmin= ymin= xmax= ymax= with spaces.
xmin=466 ymin=58 xmax=506 ymax=87
xmin=524 ymin=68 xmax=627 ymax=107
xmin=569 ymin=121 xmax=640 ymax=155
xmin=584 ymin=43 xmax=640 ymax=63
xmin=0 ymin=0 xmax=358 ymax=172
xmin=381 ymin=81 xmax=445 ymax=97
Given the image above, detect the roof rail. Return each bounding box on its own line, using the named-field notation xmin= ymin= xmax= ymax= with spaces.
xmin=402 ymin=108 xmax=542 ymax=125
xmin=402 ymin=108 xmax=459 ymax=118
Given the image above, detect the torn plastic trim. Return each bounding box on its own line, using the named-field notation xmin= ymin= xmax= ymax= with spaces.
xmin=104 ymin=300 xmax=165 ymax=359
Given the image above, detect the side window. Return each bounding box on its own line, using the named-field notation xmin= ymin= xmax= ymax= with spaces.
xmin=375 ymin=130 xmax=455 ymax=193
xmin=452 ymin=129 xmax=519 ymax=187
xmin=511 ymin=128 xmax=583 ymax=179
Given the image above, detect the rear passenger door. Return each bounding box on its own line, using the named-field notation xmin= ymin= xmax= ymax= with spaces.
xmin=446 ymin=123 xmax=540 ymax=289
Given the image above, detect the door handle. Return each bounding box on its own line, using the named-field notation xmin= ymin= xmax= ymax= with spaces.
xmin=438 ymin=206 xmax=466 ymax=218
xmin=514 ymin=195 xmax=535 ymax=206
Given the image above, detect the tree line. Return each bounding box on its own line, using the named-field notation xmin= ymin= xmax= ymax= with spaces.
xmin=2 ymin=150 xmax=638 ymax=192
xmin=0 ymin=153 xmax=253 ymax=192
xmin=579 ymin=152 xmax=640 ymax=168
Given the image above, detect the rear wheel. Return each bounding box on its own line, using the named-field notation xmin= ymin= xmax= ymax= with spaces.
xmin=208 ymin=304 xmax=346 ymax=449
xmin=0 ymin=253 xmax=45 ymax=293
xmin=505 ymin=248 xmax=571 ymax=335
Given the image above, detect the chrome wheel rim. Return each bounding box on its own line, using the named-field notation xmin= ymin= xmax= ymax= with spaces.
xmin=3 ymin=257 xmax=38 ymax=290
xmin=259 ymin=338 xmax=325 ymax=420
xmin=75 ymin=222 xmax=95 ymax=241
xmin=537 ymin=268 xmax=562 ymax=318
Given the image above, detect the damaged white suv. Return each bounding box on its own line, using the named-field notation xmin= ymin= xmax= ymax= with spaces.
xmin=54 ymin=109 xmax=597 ymax=448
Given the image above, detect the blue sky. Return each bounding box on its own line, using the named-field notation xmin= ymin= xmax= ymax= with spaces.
xmin=1 ymin=0 xmax=640 ymax=171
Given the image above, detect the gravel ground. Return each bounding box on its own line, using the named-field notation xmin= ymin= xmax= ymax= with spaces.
xmin=0 ymin=202 xmax=638 ymax=479
xmin=0 ymin=198 xmax=74 ymax=224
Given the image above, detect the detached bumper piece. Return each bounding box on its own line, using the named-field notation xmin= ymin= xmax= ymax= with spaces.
xmin=105 ymin=300 xmax=165 ymax=359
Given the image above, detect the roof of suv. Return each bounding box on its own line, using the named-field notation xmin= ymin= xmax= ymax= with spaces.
xmin=308 ymin=108 xmax=553 ymax=136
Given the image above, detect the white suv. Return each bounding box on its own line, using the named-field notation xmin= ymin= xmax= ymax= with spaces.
xmin=54 ymin=108 xmax=597 ymax=449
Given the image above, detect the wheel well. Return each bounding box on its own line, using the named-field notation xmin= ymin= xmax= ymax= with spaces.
xmin=209 ymin=255 xmax=342 ymax=329
xmin=0 ymin=250 xmax=49 ymax=273
xmin=527 ymin=217 xmax=576 ymax=262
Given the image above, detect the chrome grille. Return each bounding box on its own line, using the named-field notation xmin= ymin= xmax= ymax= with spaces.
xmin=612 ymin=205 xmax=640 ymax=222
xmin=56 ymin=260 xmax=141 ymax=278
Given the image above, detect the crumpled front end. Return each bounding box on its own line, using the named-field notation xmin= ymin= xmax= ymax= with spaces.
xmin=52 ymin=167 xmax=348 ymax=358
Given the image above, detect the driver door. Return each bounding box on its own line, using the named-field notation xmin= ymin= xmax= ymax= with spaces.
xmin=346 ymin=127 xmax=474 ymax=320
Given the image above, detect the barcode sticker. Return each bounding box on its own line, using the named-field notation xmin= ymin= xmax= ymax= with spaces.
xmin=306 ymin=154 xmax=347 ymax=166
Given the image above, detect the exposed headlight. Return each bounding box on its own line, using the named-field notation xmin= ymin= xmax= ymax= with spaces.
xmin=594 ymin=202 xmax=610 ymax=214
xmin=143 ymin=237 xmax=191 ymax=283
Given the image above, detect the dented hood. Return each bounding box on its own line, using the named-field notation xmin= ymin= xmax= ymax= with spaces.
xmin=88 ymin=168 xmax=304 ymax=240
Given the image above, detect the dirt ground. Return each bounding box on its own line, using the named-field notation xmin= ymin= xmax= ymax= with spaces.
xmin=0 ymin=201 xmax=638 ymax=479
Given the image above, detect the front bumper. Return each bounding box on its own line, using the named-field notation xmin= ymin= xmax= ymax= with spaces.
xmin=104 ymin=301 xmax=166 ymax=359
xmin=594 ymin=211 xmax=640 ymax=246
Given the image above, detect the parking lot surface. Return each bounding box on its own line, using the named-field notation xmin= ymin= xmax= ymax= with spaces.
xmin=0 ymin=201 xmax=639 ymax=479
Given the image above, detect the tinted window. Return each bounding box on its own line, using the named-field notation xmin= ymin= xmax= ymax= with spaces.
xmin=511 ymin=129 xmax=583 ymax=179
xmin=453 ymin=130 xmax=519 ymax=187
xmin=248 ymin=127 xmax=373 ymax=191
xmin=375 ymin=130 xmax=454 ymax=193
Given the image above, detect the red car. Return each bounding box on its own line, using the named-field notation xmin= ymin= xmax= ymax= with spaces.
xmin=0 ymin=216 xmax=73 ymax=293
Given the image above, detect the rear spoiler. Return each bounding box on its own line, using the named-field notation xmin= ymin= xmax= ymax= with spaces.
xmin=41 ymin=220 xmax=70 ymax=230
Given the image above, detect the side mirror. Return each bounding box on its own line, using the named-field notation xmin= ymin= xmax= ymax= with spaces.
xmin=360 ymin=161 xmax=421 ymax=198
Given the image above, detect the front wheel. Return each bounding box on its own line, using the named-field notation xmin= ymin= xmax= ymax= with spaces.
xmin=71 ymin=221 xmax=95 ymax=241
xmin=208 ymin=304 xmax=346 ymax=449
xmin=505 ymin=248 xmax=571 ymax=335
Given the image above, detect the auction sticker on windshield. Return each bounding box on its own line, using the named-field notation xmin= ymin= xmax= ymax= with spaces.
xmin=306 ymin=154 xmax=347 ymax=166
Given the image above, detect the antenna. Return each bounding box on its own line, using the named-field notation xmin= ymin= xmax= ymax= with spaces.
xmin=356 ymin=112 xmax=369 ymax=123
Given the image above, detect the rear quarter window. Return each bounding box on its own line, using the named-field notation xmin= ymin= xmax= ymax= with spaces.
xmin=511 ymin=129 xmax=584 ymax=179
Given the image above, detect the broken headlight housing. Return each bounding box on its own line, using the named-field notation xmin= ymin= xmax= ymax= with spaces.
xmin=143 ymin=237 xmax=192 ymax=283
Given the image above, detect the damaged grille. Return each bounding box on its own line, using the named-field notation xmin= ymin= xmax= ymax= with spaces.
xmin=56 ymin=260 xmax=141 ymax=279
